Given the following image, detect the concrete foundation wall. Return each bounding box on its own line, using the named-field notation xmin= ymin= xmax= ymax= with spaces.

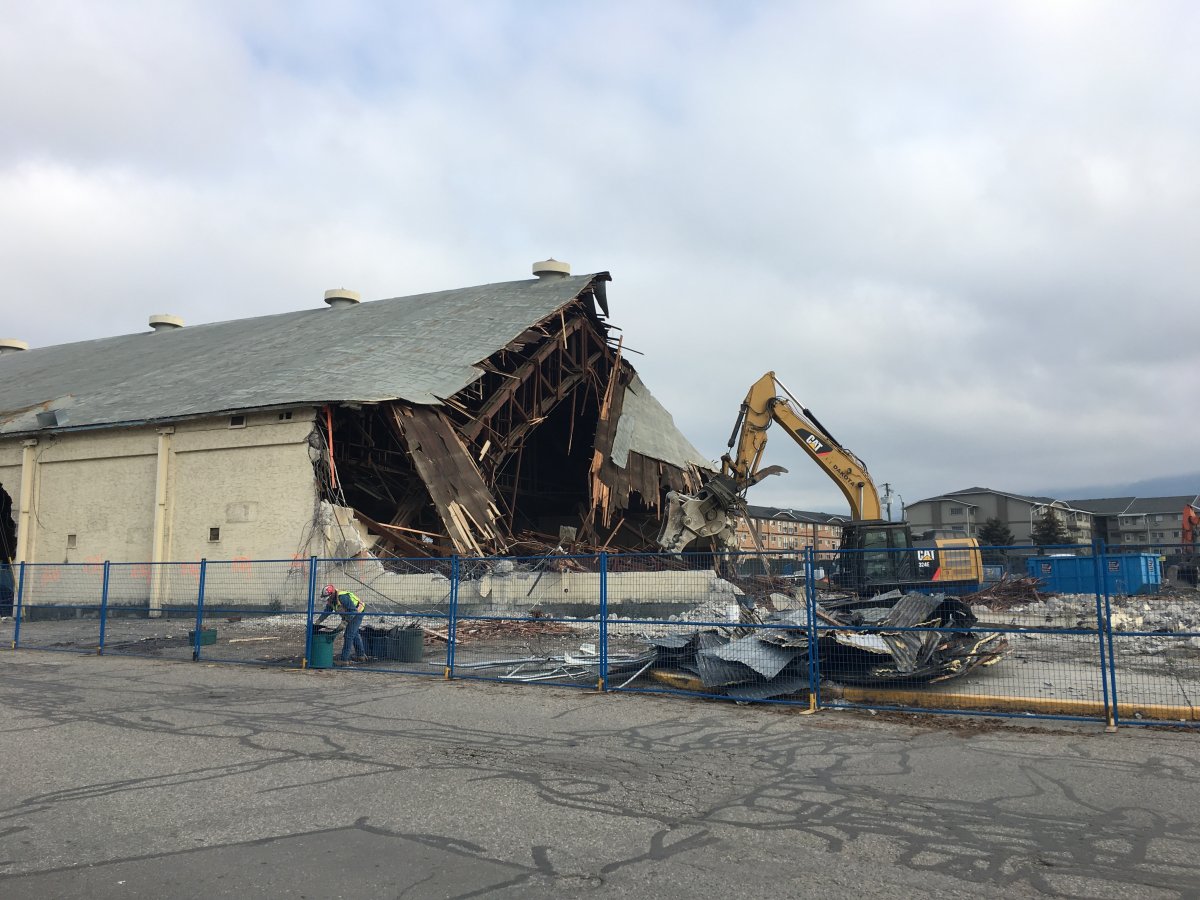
xmin=15 ymin=557 xmax=743 ymax=616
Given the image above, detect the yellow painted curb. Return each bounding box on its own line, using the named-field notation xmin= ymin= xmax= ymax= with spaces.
xmin=839 ymin=687 xmax=1198 ymax=722
xmin=646 ymin=669 xmax=1197 ymax=721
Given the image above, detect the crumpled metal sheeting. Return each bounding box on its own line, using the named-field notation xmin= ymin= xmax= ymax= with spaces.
xmin=637 ymin=590 xmax=1008 ymax=695
xmin=645 ymin=634 xmax=695 ymax=649
xmin=695 ymin=632 xmax=759 ymax=688
xmin=880 ymin=629 xmax=944 ymax=674
xmin=711 ymin=633 xmax=798 ymax=680
xmin=822 ymin=629 xmax=1008 ymax=685
xmin=723 ymin=673 xmax=810 ymax=701
xmin=878 ymin=593 xmax=944 ymax=628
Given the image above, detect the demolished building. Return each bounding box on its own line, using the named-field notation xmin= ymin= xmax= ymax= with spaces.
xmin=0 ymin=261 xmax=711 ymax=569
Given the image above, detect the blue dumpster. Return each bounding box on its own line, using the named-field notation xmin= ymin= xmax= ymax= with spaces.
xmin=1026 ymin=553 xmax=1161 ymax=595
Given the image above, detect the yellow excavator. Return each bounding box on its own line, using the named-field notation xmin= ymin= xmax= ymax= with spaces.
xmin=658 ymin=371 xmax=983 ymax=595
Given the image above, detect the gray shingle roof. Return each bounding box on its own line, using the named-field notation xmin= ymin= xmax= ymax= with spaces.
xmin=0 ymin=274 xmax=601 ymax=434
xmin=611 ymin=375 xmax=709 ymax=470
xmin=0 ymin=271 xmax=712 ymax=473
xmin=1069 ymin=497 xmax=1137 ymax=515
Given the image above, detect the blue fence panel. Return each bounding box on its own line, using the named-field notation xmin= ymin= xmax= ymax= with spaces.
xmin=194 ymin=558 xmax=311 ymax=667
xmin=11 ymin=562 xmax=105 ymax=654
xmin=1101 ymin=543 xmax=1198 ymax=727
xmin=450 ymin=554 xmax=604 ymax=688
xmin=5 ymin=545 xmax=1196 ymax=730
xmin=306 ymin=556 xmax=452 ymax=676
xmin=810 ymin=545 xmax=1110 ymax=722
xmin=1 ymin=562 xmax=19 ymax=649
xmin=100 ymin=562 xmax=206 ymax=661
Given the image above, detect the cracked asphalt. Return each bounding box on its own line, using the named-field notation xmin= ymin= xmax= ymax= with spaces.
xmin=2 ymin=650 xmax=1199 ymax=898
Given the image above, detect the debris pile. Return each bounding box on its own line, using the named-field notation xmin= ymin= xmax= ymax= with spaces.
xmin=644 ymin=591 xmax=1008 ymax=700
xmin=964 ymin=575 xmax=1049 ymax=609
xmin=452 ymin=618 xmax=579 ymax=643
xmin=978 ymin=591 xmax=1200 ymax=654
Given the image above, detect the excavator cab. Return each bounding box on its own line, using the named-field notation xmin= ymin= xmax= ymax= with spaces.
xmin=831 ymin=522 xmax=923 ymax=594
xmin=832 ymin=523 xmax=983 ymax=595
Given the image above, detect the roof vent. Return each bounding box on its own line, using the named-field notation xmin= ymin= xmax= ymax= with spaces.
xmin=149 ymin=314 xmax=184 ymax=333
xmin=324 ymin=288 xmax=361 ymax=310
xmin=0 ymin=338 xmax=29 ymax=355
xmin=532 ymin=259 xmax=570 ymax=280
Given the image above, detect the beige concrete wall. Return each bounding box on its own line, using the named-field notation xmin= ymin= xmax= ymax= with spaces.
xmin=169 ymin=411 xmax=318 ymax=563
xmin=0 ymin=408 xmax=320 ymax=574
xmin=313 ymin=558 xmax=741 ymax=616
xmin=40 ymin=454 xmax=158 ymax=563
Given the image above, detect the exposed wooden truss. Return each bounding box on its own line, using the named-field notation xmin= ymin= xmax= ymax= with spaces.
xmin=319 ymin=285 xmax=701 ymax=556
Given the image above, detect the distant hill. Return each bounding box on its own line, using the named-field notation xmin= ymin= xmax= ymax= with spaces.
xmin=1031 ymin=472 xmax=1200 ymax=501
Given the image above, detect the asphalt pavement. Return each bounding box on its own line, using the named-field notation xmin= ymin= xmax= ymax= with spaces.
xmin=1 ymin=650 xmax=1199 ymax=898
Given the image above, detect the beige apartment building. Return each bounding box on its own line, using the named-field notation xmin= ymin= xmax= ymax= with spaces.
xmin=734 ymin=505 xmax=846 ymax=554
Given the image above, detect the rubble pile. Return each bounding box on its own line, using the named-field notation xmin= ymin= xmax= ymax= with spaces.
xmin=452 ymin=618 xmax=579 ymax=643
xmin=964 ymin=576 xmax=1049 ymax=609
xmin=643 ymin=590 xmax=1008 ymax=700
xmin=978 ymin=592 xmax=1200 ymax=655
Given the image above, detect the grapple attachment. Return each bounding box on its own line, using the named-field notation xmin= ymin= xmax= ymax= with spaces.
xmin=656 ymin=475 xmax=742 ymax=553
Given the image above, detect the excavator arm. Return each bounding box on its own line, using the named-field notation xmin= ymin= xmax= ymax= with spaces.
xmin=658 ymin=371 xmax=881 ymax=552
xmin=723 ymin=372 xmax=881 ymax=519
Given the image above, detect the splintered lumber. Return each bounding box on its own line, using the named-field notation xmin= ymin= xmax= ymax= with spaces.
xmin=389 ymin=404 xmax=505 ymax=555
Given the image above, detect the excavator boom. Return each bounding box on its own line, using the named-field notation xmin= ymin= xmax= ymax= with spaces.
xmin=658 ymin=372 xmax=880 ymax=552
xmin=656 ymin=371 xmax=983 ymax=595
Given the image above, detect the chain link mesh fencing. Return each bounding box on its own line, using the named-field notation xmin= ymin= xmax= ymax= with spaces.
xmin=5 ymin=543 xmax=1196 ymax=728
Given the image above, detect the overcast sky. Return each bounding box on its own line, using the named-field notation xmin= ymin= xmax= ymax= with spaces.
xmin=2 ymin=1 xmax=1197 ymax=516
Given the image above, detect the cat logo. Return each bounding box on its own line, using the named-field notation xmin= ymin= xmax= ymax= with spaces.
xmin=804 ymin=434 xmax=825 ymax=454
xmin=916 ymin=550 xmax=936 ymax=562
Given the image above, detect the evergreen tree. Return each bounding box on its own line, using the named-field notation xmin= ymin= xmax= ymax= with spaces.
xmin=976 ymin=517 xmax=1015 ymax=563
xmin=1032 ymin=509 xmax=1071 ymax=548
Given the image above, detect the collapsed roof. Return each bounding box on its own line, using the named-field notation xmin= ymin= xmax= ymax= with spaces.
xmin=0 ymin=269 xmax=712 ymax=556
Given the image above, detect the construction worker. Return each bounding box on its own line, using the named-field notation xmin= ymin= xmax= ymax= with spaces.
xmin=316 ymin=584 xmax=369 ymax=664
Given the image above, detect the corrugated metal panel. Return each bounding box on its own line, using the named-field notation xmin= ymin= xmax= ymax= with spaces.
xmin=0 ymin=274 xmax=601 ymax=435
xmin=610 ymin=375 xmax=710 ymax=470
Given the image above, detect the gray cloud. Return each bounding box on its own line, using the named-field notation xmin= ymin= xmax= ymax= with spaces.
xmin=1 ymin=0 xmax=1196 ymax=513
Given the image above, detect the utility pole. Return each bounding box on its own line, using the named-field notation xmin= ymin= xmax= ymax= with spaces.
xmin=881 ymin=482 xmax=894 ymax=521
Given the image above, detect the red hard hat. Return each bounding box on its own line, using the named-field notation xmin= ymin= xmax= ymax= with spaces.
xmin=322 ymin=584 xmax=337 ymax=597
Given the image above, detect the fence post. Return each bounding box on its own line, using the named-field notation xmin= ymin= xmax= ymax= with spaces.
xmin=1098 ymin=540 xmax=1119 ymax=732
xmin=1089 ymin=541 xmax=1114 ymax=729
xmin=192 ymin=559 xmax=207 ymax=662
xmin=599 ymin=552 xmax=609 ymax=691
xmin=98 ymin=561 xmax=111 ymax=655
xmin=303 ymin=556 xmax=318 ymax=668
xmin=446 ymin=556 xmax=460 ymax=679
xmin=12 ymin=561 xmax=25 ymax=649
xmin=804 ymin=546 xmax=820 ymax=713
